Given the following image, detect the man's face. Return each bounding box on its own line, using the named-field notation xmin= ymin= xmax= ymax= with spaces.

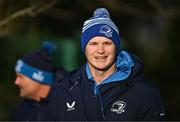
xmin=14 ymin=73 xmax=40 ymax=100
xmin=85 ymin=36 xmax=116 ymax=71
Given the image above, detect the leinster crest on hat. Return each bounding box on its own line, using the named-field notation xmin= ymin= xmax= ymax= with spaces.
xmin=99 ymin=25 xmax=113 ymax=38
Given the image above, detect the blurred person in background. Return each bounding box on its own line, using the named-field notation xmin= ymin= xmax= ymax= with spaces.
xmin=12 ymin=42 xmax=67 ymax=121
xmin=46 ymin=8 xmax=166 ymax=121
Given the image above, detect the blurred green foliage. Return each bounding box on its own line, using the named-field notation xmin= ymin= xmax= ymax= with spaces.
xmin=0 ymin=0 xmax=180 ymax=120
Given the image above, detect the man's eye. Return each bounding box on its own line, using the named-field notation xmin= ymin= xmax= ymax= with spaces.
xmin=104 ymin=42 xmax=112 ymax=45
xmin=89 ymin=43 xmax=97 ymax=45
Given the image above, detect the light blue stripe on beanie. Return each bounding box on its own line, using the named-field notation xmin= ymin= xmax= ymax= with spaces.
xmin=81 ymin=8 xmax=121 ymax=53
xmin=14 ymin=41 xmax=56 ymax=85
xmin=15 ymin=60 xmax=53 ymax=85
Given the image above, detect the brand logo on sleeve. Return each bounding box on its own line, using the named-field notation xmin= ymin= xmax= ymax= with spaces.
xmin=66 ymin=101 xmax=76 ymax=111
xmin=111 ymin=101 xmax=126 ymax=114
xmin=160 ymin=109 xmax=165 ymax=117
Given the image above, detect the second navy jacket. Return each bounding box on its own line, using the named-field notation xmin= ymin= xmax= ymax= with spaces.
xmin=46 ymin=54 xmax=166 ymax=121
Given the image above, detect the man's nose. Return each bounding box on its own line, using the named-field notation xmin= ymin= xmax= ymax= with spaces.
xmin=97 ymin=44 xmax=105 ymax=53
xmin=14 ymin=77 xmax=20 ymax=85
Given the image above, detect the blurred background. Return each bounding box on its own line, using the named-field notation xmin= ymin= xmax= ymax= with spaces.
xmin=0 ymin=0 xmax=179 ymax=120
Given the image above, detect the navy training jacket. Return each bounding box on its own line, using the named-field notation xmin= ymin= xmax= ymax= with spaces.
xmin=12 ymin=98 xmax=49 ymax=121
xmin=12 ymin=88 xmax=54 ymax=121
xmin=12 ymin=67 xmax=67 ymax=121
xmin=46 ymin=54 xmax=166 ymax=121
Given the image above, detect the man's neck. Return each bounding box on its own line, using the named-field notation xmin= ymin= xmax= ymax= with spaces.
xmin=89 ymin=64 xmax=116 ymax=84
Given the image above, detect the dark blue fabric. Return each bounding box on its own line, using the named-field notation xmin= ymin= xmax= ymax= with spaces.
xmin=12 ymin=88 xmax=54 ymax=121
xmin=12 ymin=99 xmax=49 ymax=121
xmin=15 ymin=60 xmax=53 ymax=85
xmin=81 ymin=24 xmax=120 ymax=52
xmin=86 ymin=50 xmax=134 ymax=95
xmin=81 ymin=8 xmax=120 ymax=53
xmin=45 ymin=53 xmax=166 ymax=121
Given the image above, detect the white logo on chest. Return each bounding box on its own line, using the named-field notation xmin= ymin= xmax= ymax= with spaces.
xmin=66 ymin=101 xmax=75 ymax=111
xmin=111 ymin=101 xmax=126 ymax=114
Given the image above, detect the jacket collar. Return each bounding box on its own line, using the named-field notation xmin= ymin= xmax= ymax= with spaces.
xmin=66 ymin=51 xmax=145 ymax=92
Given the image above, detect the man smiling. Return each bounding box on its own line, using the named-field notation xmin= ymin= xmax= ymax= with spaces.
xmin=13 ymin=42 xmax=56 ymax=121
xmin=46 ymin=8 xmax=166 ymax=121
xmin=85 ymin=36 xmax=116 ymax=83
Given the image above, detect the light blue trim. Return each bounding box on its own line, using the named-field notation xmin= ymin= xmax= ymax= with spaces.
xmin=86 ymin=63 xmax=98 ymax=95
xmin=85 ymin=50 xmax=134 ymax=95
xmin=81 ymin=24 xmax=120 ymax=53
xmin=86 ymin=63 xmax=94 ymax=80
xmin=15 ymin=60 xmax=53 ymax=85
xmin=82 ymin=18 xmax=119 ymax=34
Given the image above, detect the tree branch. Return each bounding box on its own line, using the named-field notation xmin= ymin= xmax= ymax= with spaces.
xmin=98 ymin=0 xmax=148 ymax=17
xmin=98 ymin=0 xmax=180 ymax=19
xmin=0 ymin=5 xmax=37 ymax=26
xmin=29 ymin=0 xmax=58 ymax=17
xmin=43 ymin=7 xmax=77 ymax=21
xmin=0 ymin=0 xmax=57 ymax=27
xmin=147 ymin=0 xmax=165 ymax=16
xmin=147 ymin=0 xmax=180 ymax=18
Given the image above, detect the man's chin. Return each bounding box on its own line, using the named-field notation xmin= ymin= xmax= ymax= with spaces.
xmin=20 ymin=91 xmax=27 ymax=98
xmin=94 ymin=63 xmax=115 ymax=71
xmin=20 ymin=93 xmax=25 ymax=97
xmin=95 ymin=66 xmax=110 ymax=71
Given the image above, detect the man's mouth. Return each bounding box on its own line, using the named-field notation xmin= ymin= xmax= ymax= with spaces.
xmin=95 ymin=56 xmax=107 ymax=60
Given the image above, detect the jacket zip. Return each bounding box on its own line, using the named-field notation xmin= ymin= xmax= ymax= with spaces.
xmin=97 ymin=87 xmax=106 ymax=120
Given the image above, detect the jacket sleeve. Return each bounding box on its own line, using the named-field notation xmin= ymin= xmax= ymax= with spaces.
xmin=138 ymin=85 xmax=166 ymax=120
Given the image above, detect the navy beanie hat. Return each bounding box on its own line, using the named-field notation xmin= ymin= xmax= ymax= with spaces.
xmin=81 ymin=8 xmax=120 ymax=53
xmin=15 ymin=42 xmax=56 ymax=85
